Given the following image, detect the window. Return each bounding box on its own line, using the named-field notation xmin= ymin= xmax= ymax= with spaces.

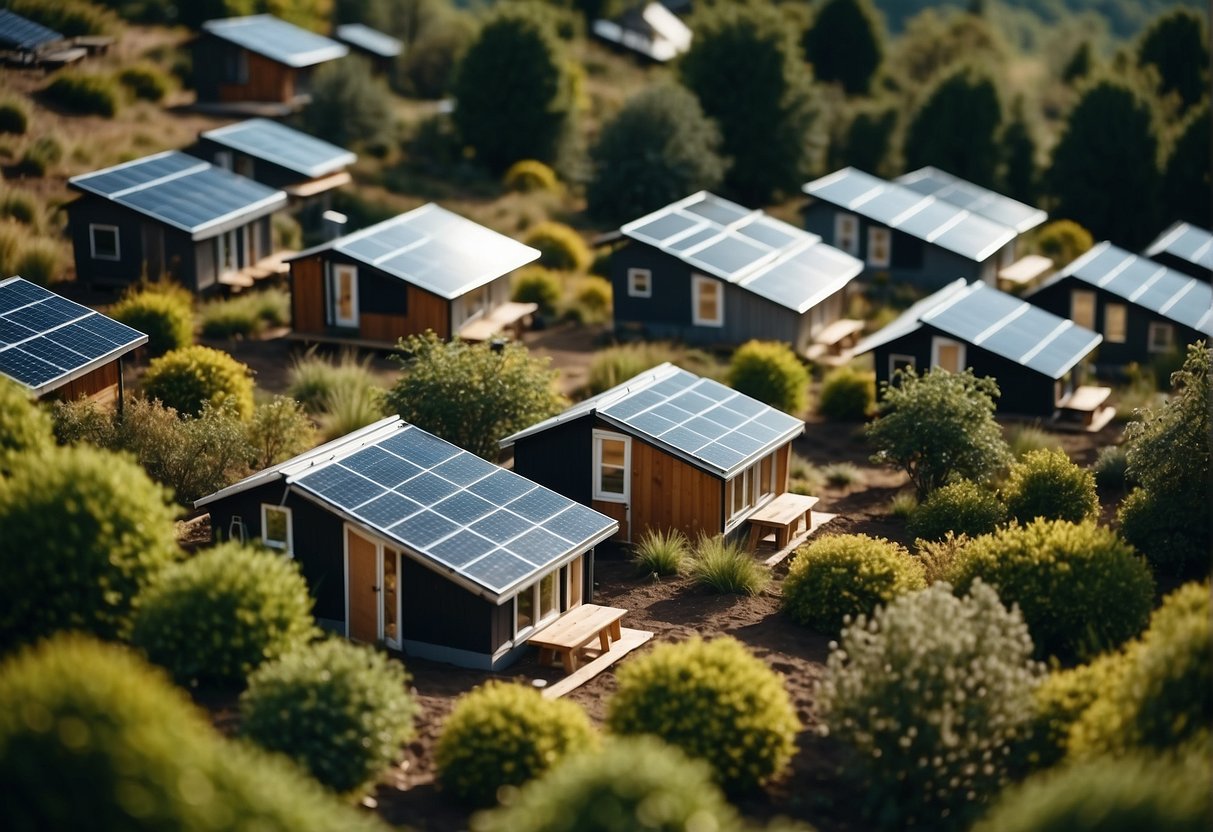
xmin=1104 ymin=303 xmax=1126 ymax=343
xmin=89 ymin=224 xmax=120 ymax=261
xmin=566 ymin=557 xmax=583 ymax=608
xmin=1071 ymin=289 xmax=1096 ymax=330
xmin=931 ymin=337 xmax=965 ymax=373
xmin=889 ymin=354 xmax=917 ymax=381
xmin=213 ymin=150 xmax=232 ymax=170
xmin=692 ymin=275 xmax=723 ymax=327
xmin=593 ymin=430 xmax=630 ymax=501
xmin=224 ymin=48 xmax=248 ymax=84
xmin=463 ymin=284 xmax=488 ymax=321
xmin=216 ymin=228 xmax=241 ymax=275
xmin=725 ymin=451 xmax=777 ymax=526
xmin=867 ymin=227 xmax=891 ymax=267
xmin=261 ymin=504 xmax=293 ymax=555
xmin=627 ymin=268 xmax=652 ymax=298
xmin=834 ymin=213 xmax=859 ymax=255
xmin=513 ymin=569 xmax=562 ymax=637
xmin=1147 ymin=322 xmax=1174 ymax=353
xmin=330 ymin=263 xmax=359 ymax=328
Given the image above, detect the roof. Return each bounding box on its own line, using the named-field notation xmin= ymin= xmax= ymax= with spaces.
xmin=1032 ymin=241 xmax=1213 ymax=335
xmin=621 ymin=192 xmax=863 ymax=314
xmin=895 ymin=166 xmax=1047 ymax=233
xmin=201 ymin=119 xmax=356 ymax=179
xmin=501 ymin=363 xmax=805 ymax=478
xmin=69 ymin=150 xmax=287 ymax=241
xmin=0 ymin=276 xmax=147 ymax=395
xmin=202 ymin=15 xmax=348 ymax=68
xmin=591 ymin=2 xmax=692 ymax=62
xmin=307 ymin=204 xmax=541 ymax=300
xmin=803 ymin=167 xmax=1018 ymax=263
xmin=196 ymin=417 xmax=617 ymax=602
xmin=1144 ymin=222 xmax=1213 ymax=273
xmin=0 ymin=9 xmax=62 ymax=51
xmin=853 ymin=279 xmax=1102 ymax=380
xmin=334 ymin=23 xmax=402 ymax=58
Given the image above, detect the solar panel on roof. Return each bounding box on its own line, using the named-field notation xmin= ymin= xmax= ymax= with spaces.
xmin=896 ymin=167 xmax=1045 ymax=233
xmin=472 ymin=509 xmax=534 ymax=543
xmin=203 ymin=15 xmax=348 ymax=68
xmin=335 ymin=23 xmax=402 ymax=58
xmin=0 ymin=9 xmax=62 ymax=51
xmin=429 ymin=530 xmax=496 ymax=568
xmin=390 ymin=510 xmax=459 ymax=547
xmin=666 ymin=226 xmax=720 ymax=253
xmin=463 ymin=549 xmax=535 ymax=592
xmin=433 ymin=490 xmax=496 ymax=525
xmin=202 ymin=119 xmax=355 ymax=179
xmin=627 ymin=212 xmax=702 ymax=244
xmin=355 ymin=491 xmax=422 ymax=528
xmin=688 ymin=236 xmax=771 ymax=277
xmin=683 ymin=196 xmax=752 ymax=226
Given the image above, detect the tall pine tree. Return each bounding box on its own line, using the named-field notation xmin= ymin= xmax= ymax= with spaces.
xmin=1137 ymin=9 xmax=1209 ymax=112
xmin=902 ymin=64 xmax=1003 ymax=188
xmin=802 ymin=0 xmax=884 ymax=96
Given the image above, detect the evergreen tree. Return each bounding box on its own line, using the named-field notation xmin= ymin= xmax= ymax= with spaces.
xmin=802 ymin=0 xmax=884 ymax=96
xmin=999 ymin=97 xmax=1038 ymax=204
xmin=831 ymin=102 xmax=898 ymax=176
xmin=1137 ymin=9 xmax=1210 ymax=111
xmin=300 ymin=56 xmax=394 ymax=151
xmin=903 ymin=64 xmax=1003 ymax=188
xmin=1161 ymin=101 xmax=1211 ymax=227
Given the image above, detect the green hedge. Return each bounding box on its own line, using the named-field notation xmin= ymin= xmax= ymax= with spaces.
xmin=1002 ymin=448 xmax=1099 ymax=524
xmin=141 ymin=345 xmax=255 ymax=420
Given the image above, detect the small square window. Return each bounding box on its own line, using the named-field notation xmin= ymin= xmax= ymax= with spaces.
xmin=834 ymin=213 xmax=859 ymax=256
xmin=261 ymin=504 xmax=293 ymax=555
xmin=89 ymin=224 xmax=120 ymax=261
xmin=627 ymin=268 xmax=651 ymax=298
xmin=1104 ymin=303 xmax=1126 ymax=343
xmin=867 ymin=227 xmax=891 ymax=268
xmin=1147 ymin=322 xmax=1174 ymax=353
xmin=692 ymin=275 xmax=723 ymax=327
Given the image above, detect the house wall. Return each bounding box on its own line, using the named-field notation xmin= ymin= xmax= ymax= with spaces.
xmin=68 ymin=198 xmax=207 ymax=291
xmin=625 ymin=428 xmax=724 ymax=540
xmin=451 ymin=273 xmax=513 ymax=335
xmin=511 ymin=413 xmax=595 ymax=506
xmin=193 ymin=37 xmax=296 ymax=104
xmin=45 ymin=359 xmax=121 ymax=407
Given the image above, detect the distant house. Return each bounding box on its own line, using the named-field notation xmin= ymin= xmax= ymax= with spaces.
xmin=502 ymin=363 xmax=806 ymax=544
xmin=0 ymin=276 xmax=146 ymax=407
xmin=0 ymin=9 xmax=76 ymax=67
xmin=288 ymin=203 xmax=541 ymax=347
xmin=591 ymin=1 xmax=692 ymax=63
xmin=852 ymin=279 xmax=1106 ymax=422
xmin=195 ymin=417 xmax=617 ymax=670
xmin=1026 ymin=242 xmax=1213 ymax=369
xmin=333 ymin=23 xmax=401 ymax=75
xmin=1144 ymin=222 xmax=1213 ymax=283
xmin=611 ymin=192 xmax=865 ymax=359
xmin=192 ymin=15 xmax=348 ymax=112
xmin=803 ymin=167 xmax=1021 ymax=289
xmin=191 ymin=119 xmax=355 ymax=233
xmin=67 ymin=150 xmax=288 ymax=294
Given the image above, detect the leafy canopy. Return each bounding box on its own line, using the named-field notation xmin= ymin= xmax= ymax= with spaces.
xmin=903 ymin=63 xmax=1004 ymax=187
xmin=802 ymin=0 xmax=884 ymax=95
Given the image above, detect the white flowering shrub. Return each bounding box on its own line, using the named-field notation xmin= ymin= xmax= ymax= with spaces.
xmin=818 ymin=581 xmax=1042 ymax=830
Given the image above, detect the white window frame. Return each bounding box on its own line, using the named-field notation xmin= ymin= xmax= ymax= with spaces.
xmin=1147 ymin=321 xmax=1174 ymax=353
xmin=89 ymin=224 xmax=120 ymax=261
xmin=691 ymin=274 xmax=723 ymax=327
xmin=260 ymin=504 xmax=293 ymax=556
xmin=1104 ymin=302 xmax=1126 ymax=343
xmin=627 ymin=267 xmax=652 ymax=298
xmin=513 ymin=568 xmax=563 ymax=639
xmin=725 ymin=451 xmax=777 ymax=529
xmin=331 ymin=263 xmax=359 ymax=328
xmin=834 ymin=212 xmax=859 ymax=255
xmin=889 ymin=353 xmax=917 ymax=380
xmin=592 ymin=429 xmax=630 ymax=503
xmin=931 ymin=337 xmax=966 ymax=373
xmin=867 ymin=226 xmax=891 ymax=268
xmin=1070 ymin=289 xmax=1096 ymax=330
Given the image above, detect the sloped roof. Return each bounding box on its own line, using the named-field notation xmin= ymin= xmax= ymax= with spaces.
xmin=202 ymin=15 xmax=348 ymax=67
xmin=1144 ymin=222 xmax=1213 ymax=273
xmin=201 ymin=119 xmax=356 ymax=179
xmin=896 ymin=166 xmax=1047 ymax=233
xmin=0 ymin=9 xmax=62 ymax=52
xmin=591 ymin=1 xmax=692 ymax=62
xmin=334 ymin=23 xmax=402 ymax=58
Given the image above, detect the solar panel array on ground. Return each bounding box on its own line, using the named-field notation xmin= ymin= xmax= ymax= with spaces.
xmin=202 ymin=119 xmax=356 ymax=179
xmin=0 ymin=9 xmax=62 ymax=51
xmin=202 ymin=14 xmax=347 ymax=67
xmin=0 ymin=277 xmax=146 ymax=393
xmin=334 ymin=23 xmax=402 ymax=57
xmin=332 ymin=204 xmax=540 ymax=299
xmin=621 ymin=192 xmax=862 ymax=313
xmin=289 ymin=424 xmax=615 ymax=597
xmin=69 ymin=151 xmax=286 ymax=239
xmin=896 ymin=167 xmax=1047 ymax=233
xmin=1145 ymin=223 xmax=1213 ymax=272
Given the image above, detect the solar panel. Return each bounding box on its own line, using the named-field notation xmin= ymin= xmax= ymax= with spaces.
xmin=507 ymin=487 xmax=572 ymax=523
xmin=896 ymin=167 xmax=1046 ymax=233
xmin=467 ymin=469 xmax=535 ymax=504
xmin=429 ymin=530 xmax=497 ymax=568
xmin=804 ymin=167 xmax=886 ymax=207
xmin=0 ymin=348 xmax=57 ymax=385
xmin=666 ymin=226 xmax=720 ymax=253
xmin=0 ymin=9 xmax=62 ymax=51
xmin=202 ymin=15 xmax=348 ymax=68
xmin=389 ymin=510 xmax=460 ymax=547
xmin=335 ymin=23 xmax=402 ymax=58
xmin=355 ymin=491 xmax=422 ymax=528
xmin=471 ymin=509 xmax=534 ymax=543
xmin=463 ymin=549 xmax=535 ymax=592
xmin=541 ymin=504 xmax=616 ymax=544
xmin=626 ymin=211 xmax=702 ymax=245
xmin=0 ymin=318 xmax=35 ymax=346
xmin=688 ymin=236 xmax=771 ymax=277
xmin=397 ymin=471 xmax=460 ymax=505
xmin=683 ymin=195 xmax=752 ymax=226
xmin=433 ymin=490 xmax=496 ymax=525
xmin=296 ymin=465 xmax=382 ymax=509
xmin=202 ymin=119 xmax=355 ymax=179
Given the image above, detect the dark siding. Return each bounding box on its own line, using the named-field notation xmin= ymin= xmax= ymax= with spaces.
xmin=610 ymin=241 xmax=693 ymax=332
xmin=511 ymin=414 xmax=595 ymax=506
xmin=400 ymin=558 xmax=495 ymax=653
xmin=190 ymin=36 xmax=224 ymax=103
xmin=191 ymin=138 xmax=306 ymax=191
xmin=1150 ymin=251 xmax=1212 ymax=283
xmin=67 ymin=199 xmax=147 ymax=287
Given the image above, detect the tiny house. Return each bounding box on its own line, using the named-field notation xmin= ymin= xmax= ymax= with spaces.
xmin=67 ymin=151 xmax=287 ymax=294
xmin=501 ymin=363 xmax=805 ymax=543
xmin=333 ymin=23 xmax=401 ymax=75
xmin=0 ymin=9 xmax=72 ymax=66
xmin=0 ymin=276 xmax=146 ymax=407
xmin=610 ymin=192 xmax=864 ymax=358
xmin=591 ymin=2 xmax=692 ymax=63
xmin=196 ymin=417 xmax=617 ymax=670
xmin=288 ymin=203 xmax=541 ymax=347
xmin=1144 ymin=222 xmax=1213 ymax=283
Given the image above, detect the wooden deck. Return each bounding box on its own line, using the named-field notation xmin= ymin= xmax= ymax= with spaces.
xmin=458 ymin=302 xmax=538 ymax=342
xmin=759 ymin=511 xmax=837 ymax=567
xmin=747 ymin=493 xmax=819 ymax=551
xmin=527 ymin=603 xmax=626 ymax=674
xmin=539 ymin=626 xmax=652 ymax=700
xmin=1054 ymin=385 xmax=1115 ymax=432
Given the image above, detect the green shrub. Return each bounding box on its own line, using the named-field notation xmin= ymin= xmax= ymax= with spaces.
xmin=13 ymin=237 xmax=65 ymax=285
xmin=287 ymin=349 xmax=381 ymax=414
xmin=1027 ymin=651 xmax=1126 ymax=768
xmin=1032 ymin=218 xmax=1094 ymax=268
xmin=42 ymin=71 xmax=120 ymax=117
xmin=15 ymin=136 xmax=62 ymax=176
xmin=241 ymin=639 xmax=417 ymax=795
xmin=945 ymin=519 xmax=1154 ymax=663
xmin=435 ymin=681 xmax=597 ymax=806
xmin=247 ymin=396 xmax=316 ymax=470
xmin=585 ymin=342 xmax=722 ymax=395
xmin=887 ymin=490 xmax=917 ymax=518
xmin=818 ymin=581 xmax=1041 ymax=830
xmin=511 ymin=266 xmax=562 ymax=316
xmin=109 ymin=287 xmax=193 ymax=357
xmin=1006 ymin=422 xmax=1063 ymax=458
xmin=198 ymin=288 xmax=290 ymax=339
xmin=1002 ymin=448 xmax=1099 ymax=524
xmin=818 ymin=365 xmax=875 ymax=420
xmin=523 ymin=222 xmax=592 ymax=272
xmin=782 ymin=534 xmax=926 ymax=634
xmin=117 ymin=63 xmax=171 ymax=102
xmin=690 ymin=534 xmax=768 ymax=596
xmin=0 ymin=446 xmax=179 ymax=649
xmin=503 ymin=159 xmax=559 ymax=193
xmin=727 ymin=340 xmax=809 ymax=415
xmin=0 ymin=187 xmax=41 ymax=227
xmin=274 ymin=212 xmax=303 ymax=250
xmin=914 ymin=532 xmax=970 ymax=585
xmin=606 ymin=636 xmax=799 ymax=794
xmin=319 ymin=381 xmax=386 ymax=441
xmin=788 ymin=452 xmax=825 ymax=495
xmin=631 ymin=528 xmax=690 ymax=577
xmin=0 ymin=98 xmax=29 ymax=134
xmin=471 ymin=736 xmax=739 ymax=832
xmin=569 ymin=275 xmax=611 ymax=324
xmin=131 ymin=543 xmax=318 ymax=688
xmin=1092 ymin=443 xmax=1130 ymax=491
xmin=821 ymin=461 xmax=860 ymax=487
xmin=0 ymin=376 xmax=52 ymax=471
xmin=907 ymin=479 xmax=1006 ymax=541
xmin=142 ymin=345 xmax=255 ymax=420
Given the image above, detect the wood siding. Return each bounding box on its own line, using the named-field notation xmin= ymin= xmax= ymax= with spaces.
xmin=628 ymin=433 xmax=723 ymax=540
xmin=359 ymin=285 xmax=449 ymax=341
xmin=290 ymin=255 xmax=326 ymax=333
xmin=47 ymin=360 xmax=120 ymax=407
xmin=220 ymin=50 xmax=294 ymax=103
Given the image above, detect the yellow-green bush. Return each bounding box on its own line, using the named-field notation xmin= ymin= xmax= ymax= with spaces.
xmin=142 ymin=345 xmax=255 ymax=420
xmin=110 ymin=287 xmax=194 ymax=357
xmin=511 ymin=266 xmax=562 ymax=315
xmin=503 ymin=159 xmax=559 ymax=193
xmin=585 ymin=342 xmax=722 ymax=395
xmin=13 ymin=237 xmax=65 ymax=285
xmin=42 ymin=71 xmax=120 ymax=117
xmin=782 ymin=534 xmax=926 ymax=634
xmin=818 ymin=365 xmax=875 ymax=421
xmin=198 ymin=286 xmax=290 ymax=339
xmin=523 ymin=221 xmax=592 ymax=273
xmin=907 ymin=479 xmax=1006 ymax=541
xmin=1032 ymin=218 xmax=1093 ymax=268
xmin=569 ymin=275 xmax=611 ymax=323
xmin=0 ymin=375 xmax=52 ymax=470
xmin=0 ymin=98 xmax=28 ymax=134
xmin=0 ymin=187 xmax=42 ymax=228
xmin=131 ymin=543 xmax=318 ymax=688
xmin=689 ymin=534 xmax=769 ymax=596
xmin=435 ymin=681 xmax=597 ymax=806
xmin=606 ymin=636 xmax=799 ymax=793
xmin=727 ymin=340 xmax=809 ymax=415
xmin=1002 ymin=448 xmax=1099 ymax=524
xmin=117 ymin=63 xmax=171 ymax=102
xmin=1027 ymin=651 xmax=1126 ymax=768
xmin=631 ymin=528 xmax=690 ymax=577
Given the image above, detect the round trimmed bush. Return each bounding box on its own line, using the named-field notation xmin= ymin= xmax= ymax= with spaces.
xmin=511 ymin=266 xmax=561 ymax=315
xmin=0 ymin=376 xmax=51 ymax=468
xmin=0 ymin=446 xmax=179 ymax=649
xmin=435 ymin=681 xmax=597 ymax=806
xmin=131 ymin=543 xmax=318 ymax=687
xmin=117 ymin=63 xmax=170 ymax=102
xmin=945 ymin=519 xmax=1154 ymax=663
xmin=142 ymin=345 xmax=255 ymax=420
xmin=1002 ymin=448 xmax=1099 ymax=524
xmin=606 ymin=636 xmax=799 ymax=793
xmin=503 ymin=159 xmax=559 ymax=193
xmin=1027 ymin=650 xmax=1126 ymax=768
xmin=818 ymin=365 xmax=875 ymax=421
xmin=570 ymin=275 xmax=611 ymax=321
xmin=1092 ymin=443 xmax=1130 ymax=491
xmin=523 ymin=222 xmax=592 ymax=273
xmin=0 ymin=98 xmax=28 ymax=134
xmin=781 ymin=534 xmax=926 ymax=634
xmin=907 ymin=479 xmax=1006 ymax=541
xmin=109 ymin=287 xmax=193 ymax=357
xmin=241 ymin=639 xmax=417 ymax=795
xmin=727 ymin=340 xmax=810 ymax=415
xmin=818 ymin=581 xmax=1041 ymax=829
xmin=42 ymin=70 xmax=120 ymax=116
xmin=471 ymin=736 xmax=739 ymax=832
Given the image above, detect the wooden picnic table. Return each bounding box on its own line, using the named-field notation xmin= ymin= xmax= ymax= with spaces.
xmin=748 ymin=492 xmax=819 ymax=550
xmin=527 ymin=603 xmax=627 ymax=674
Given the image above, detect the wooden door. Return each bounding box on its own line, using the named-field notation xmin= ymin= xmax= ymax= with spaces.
xmin=346 ymin=528 xmax=378 ymax=643
xmin=592 ymin=499 xmax=629 ymax=543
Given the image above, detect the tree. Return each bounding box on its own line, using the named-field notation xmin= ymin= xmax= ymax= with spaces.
xmin=679 ymin=2 xmax=818 ymax=203
xmin=1047 ymin=78 xmax=1160 ymax=249
xmin=385 ymin=332 xmax=567 ymax=460
xmin=1161 ymin=102 xmax=1211 ymax=227
xmin=300 ymin=56 xmax=394 ymax=151
xmin=830 ymin=102 xmax=898 ymax=177
xmin=451 ymin=7 xmax=573 ymax=172
xmin=587 ymin=83 xmax=727 ymax=222
xmin=999 ymin=97 xmax=1038 ymax=204
xmin=1137 ymin=8 xmax=1209 ymax=112
xmin=880 ymin=9 xmax=1010 ymax=92
xmin=866 ymin=367 xmax=1011 ymax=500
xmin=802 ymin=0 xmax=884 ymax=95
xmin=1061 ymin=40 xmax=1094 ymax=84
xmin=903 ymin=64 xmax=1004 ymax=187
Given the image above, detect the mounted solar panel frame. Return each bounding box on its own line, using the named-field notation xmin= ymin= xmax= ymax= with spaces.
xmin=202 ymin=14 xmax=348 ymax=67
xmin=201 ymin=119 xmax=356 ymax=179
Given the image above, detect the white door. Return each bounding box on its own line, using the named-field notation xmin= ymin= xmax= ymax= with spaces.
xmin=331 ymin=264 xmax=359 ymax=328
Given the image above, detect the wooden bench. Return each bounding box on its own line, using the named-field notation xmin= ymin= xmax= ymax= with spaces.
xmin=748 ymin=493 xmax=819 ymax=550
xmin=527 ymin=603 xmax=627 ymax=674
xmin=1055 ymin=385 xmax=1115 ymax=432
